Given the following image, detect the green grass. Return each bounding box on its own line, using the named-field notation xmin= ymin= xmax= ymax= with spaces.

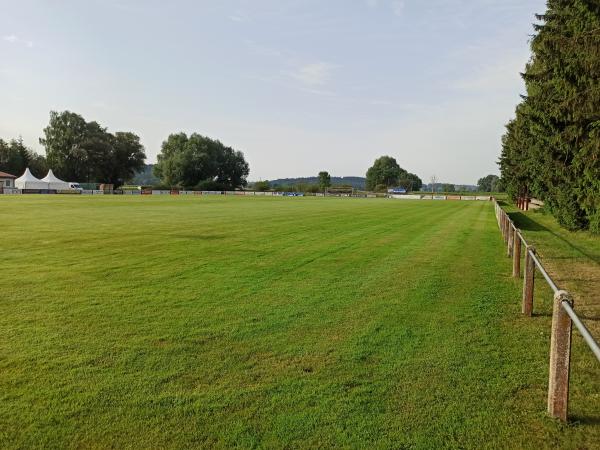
xmin=502 ymin=202 xmax=600 ymax=437
xmin=503 ymin=202 xmax=600 ymax=324
xmin=0 ymin=196 xmax=598 ymax=449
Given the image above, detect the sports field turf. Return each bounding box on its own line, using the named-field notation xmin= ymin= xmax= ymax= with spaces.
xmin=0 ymin=196 xmax=598 ymax=448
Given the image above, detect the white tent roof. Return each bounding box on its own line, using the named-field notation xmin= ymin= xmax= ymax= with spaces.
xmin=15 ymin=168 xmax=49 ymax=190
xmin=42 ymin=169 xmax=70 ymax=190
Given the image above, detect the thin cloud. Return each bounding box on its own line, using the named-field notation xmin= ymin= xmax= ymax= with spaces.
xmin=3 ymin=34 xmax=33 ymax=47
xmin=229 ymin=9 xmax=249 ymax=23
xmin=243 ymin=41 xmax=337 ymax=93
xmin=289 ymin=62 xmax=338 ymax=87
xmin=391 ymin=1 xmax=405 ymax=17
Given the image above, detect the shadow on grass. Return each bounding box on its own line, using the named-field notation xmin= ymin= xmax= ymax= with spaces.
xmin=577 ymin=314 xmax=600 ymax=322
xmin=501 ymin=205 xmax=600 ymax=265
xmin=507 ymin=210 xmax=550 ymax=232
xmin=570 ymin=415 xmax=600 ymax=426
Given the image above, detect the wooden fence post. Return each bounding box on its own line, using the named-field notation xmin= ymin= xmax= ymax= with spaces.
xmin=548 ymin=290 xmax=574 ymax=422
xmin=522 ymin=246 xmax=535 ymax=316
xmin=512 ymin=228 xmax=521 ymax=277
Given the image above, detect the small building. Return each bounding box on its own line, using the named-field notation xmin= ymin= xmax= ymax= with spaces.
xmin=0 ymin=171 xmax=17 ymax=189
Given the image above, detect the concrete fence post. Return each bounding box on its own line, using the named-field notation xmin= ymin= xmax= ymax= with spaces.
xmin=522 ymin=246 xmax=535 ymax=316
xmin=512 ymin=228 xmax=521 ymax=277
xmin=548 ymin=290 xmax=574 ymax=423
xmin=507 ymin=222 xmax=513 ymax=257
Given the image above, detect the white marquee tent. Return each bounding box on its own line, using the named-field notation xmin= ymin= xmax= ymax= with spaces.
xmin=42 ymin=169 xmax=70 ymax=190
xmin=15 ymin=168 xmax=49 ymax=190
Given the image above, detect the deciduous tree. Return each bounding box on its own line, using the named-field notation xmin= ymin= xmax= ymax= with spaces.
xmin=399 ymin=172 xmax=423 ymax=192
xmin=154 ymin=133 xmax=249 ymax=190
xmin=366 ymin=156 xmax=422 ymax=192
xmin=477 ymin=174 xmax=501 ymax=192
xmin=365 ymin=156 xmax=402 ymax=190
xmin=253 ymin=180 xmax=270 ymax=191
xmin=39 ymin=111 xmax=146 ymax=184
xmin=318 ymin=171 xmax=331 ymax=191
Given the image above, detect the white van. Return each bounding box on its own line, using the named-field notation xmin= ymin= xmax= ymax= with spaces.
xmin=69 ymin=182 xmax=83 ymax=191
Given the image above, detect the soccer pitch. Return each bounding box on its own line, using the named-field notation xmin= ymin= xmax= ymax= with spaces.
xmin=0 ymin=196 xmax=597 ymax=448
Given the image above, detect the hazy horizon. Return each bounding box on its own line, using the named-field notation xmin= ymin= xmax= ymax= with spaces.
xmin=1 ymin=0 xmax=546 ymax=185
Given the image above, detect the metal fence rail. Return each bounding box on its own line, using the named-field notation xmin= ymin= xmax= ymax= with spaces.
xmin=562 ymin=301 xmax=600 ymax=362
xmin=493 ymin=199 xmax=599 ymax=422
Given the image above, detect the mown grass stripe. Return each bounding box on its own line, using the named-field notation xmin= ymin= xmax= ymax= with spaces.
xmin=0 ymin=196 xmax=597 ymax=449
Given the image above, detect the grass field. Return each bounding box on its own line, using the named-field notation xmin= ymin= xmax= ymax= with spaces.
xmin=504 ymin=202 xmax=600 ymax=337
xmin=1 ymin=196 xmax=598 ymax=449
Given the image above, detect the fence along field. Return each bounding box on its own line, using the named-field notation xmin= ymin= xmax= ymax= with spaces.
xmin=0 ymin=187 xmax=492 ymax=200
xmin=0 ymin=195 xmax=598 ymax=448
xmin=494 ymin=200 xmax=600 ymax=422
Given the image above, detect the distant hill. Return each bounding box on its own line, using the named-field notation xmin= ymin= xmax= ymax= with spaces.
xmin=129 ymin=167 xmax=476 ymax=192
xmin=267 ymin=176 xmax=366 ymax=189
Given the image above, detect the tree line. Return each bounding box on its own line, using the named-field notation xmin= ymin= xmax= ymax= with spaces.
xmin=500 ymin=1 xmax=600 ymax=233
xmin=2 ymin=110 xmax=501 ymax=194
xmin=0 ymin=111 xmax=250 ymax=190
xmin=253 ymin=161 xmax=501 ymax=194
xmin=0 ymin=137 xmax=47 ymax=178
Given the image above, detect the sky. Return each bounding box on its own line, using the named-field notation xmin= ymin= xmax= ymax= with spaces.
xmin=0 ymin=0 xmax=546 ymax=183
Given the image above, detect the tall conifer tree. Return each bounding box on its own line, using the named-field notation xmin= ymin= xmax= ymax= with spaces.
xmin=500 ymin=0 xmax=600 ymax=232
